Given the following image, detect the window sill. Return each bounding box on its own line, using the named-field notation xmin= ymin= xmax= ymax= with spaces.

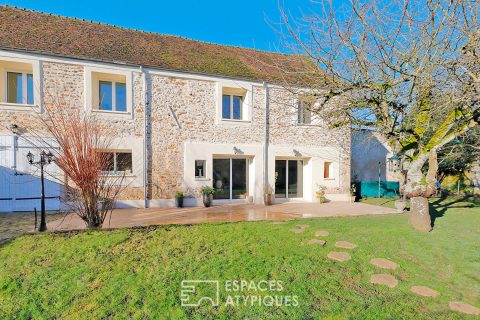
xmin=101 ymin=173 xmax=136 ymax=178
xmin=194 ymin=177 xmax=211 ymax=181
xmin=91 ymin=109 xmax=133 ymax=119
xmin=218 ymin=118 xmax=251 ymax=125
xmin=296 ymin=123 xmax=315 ymax=127
xmin=323 ymin=178 xmax=335 ymax=181
xmin=0 ymin=102 xmax=37 ymax=112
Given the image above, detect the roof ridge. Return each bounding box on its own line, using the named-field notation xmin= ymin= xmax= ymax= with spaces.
xmin=0 ymin=5 xmax=294 ymax=58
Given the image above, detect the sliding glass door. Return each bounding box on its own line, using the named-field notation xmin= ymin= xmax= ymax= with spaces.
xmin=213 ymin=158 xmax=248 ymax=200
xmin=275 ymin=159 xmax=303 ymax=198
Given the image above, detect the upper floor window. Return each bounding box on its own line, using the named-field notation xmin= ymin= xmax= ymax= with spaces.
xmin=216 ymin=82 xmax=252 ymax=124
xmin=298 ymin=100 xmax=312 ymax=125
xmin=85 ymin=67 xmax=132 ymax=117
xmin=222 ymin=94 xmax=243 ymax=120
xmin=0 ymin=59 xmax=39 ymax=109
xmin=99 ymin=80 xmax=127 ymax=112
xmin=7 ymin=72 xmax=34 ymax=104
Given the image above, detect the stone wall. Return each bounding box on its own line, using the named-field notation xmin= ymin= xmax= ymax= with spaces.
xmin=0 ymin=57 xmax=352 ymax=203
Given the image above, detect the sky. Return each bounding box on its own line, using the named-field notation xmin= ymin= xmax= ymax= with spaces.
xmin=0 ymin=0 xmax=324 ymax=52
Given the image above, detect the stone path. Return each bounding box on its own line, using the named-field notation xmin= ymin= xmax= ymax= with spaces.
xmin=327 ymin=252 xmax=351 ymax=262
xmin=315 ymin=230 xmax=329 ymax=237
xmin=290 ymin=224 xmax=309 ymax=233
xmin=449 ymin=302 xmax=480 ymax=315
xmin=335 ymin=241 xmax=357 ymax=249
xmin=410 ymin=286 xmax=439 ymax=298
xmin=290 ymin=228 xmax=305 ymax=233
xmin=370 ymin=274 xmax=398 ymax=288
xmin=370 ymin=258 xmax=399 ymax=270
xmin=307 ymin=239 xmax=326 ymax=246
xmin=288 ymin=224 xmax=479 ymax=316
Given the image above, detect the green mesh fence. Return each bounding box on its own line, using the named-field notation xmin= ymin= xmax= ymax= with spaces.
xmin=356 ymin=181 xmax=400 ymax=198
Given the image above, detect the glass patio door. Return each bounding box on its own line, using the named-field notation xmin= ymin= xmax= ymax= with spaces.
xmin=213 ymin=158 xmax=248 ymax=199
xmin=275 ymin=160 xmax=303 ymax=198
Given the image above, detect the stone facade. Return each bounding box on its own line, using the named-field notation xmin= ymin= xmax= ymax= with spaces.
xmin=0 ymin=51 xmax=351 ymax=208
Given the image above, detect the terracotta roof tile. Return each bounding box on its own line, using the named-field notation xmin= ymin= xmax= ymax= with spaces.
xmin=0 ymin=6 xmax=315 ymax=83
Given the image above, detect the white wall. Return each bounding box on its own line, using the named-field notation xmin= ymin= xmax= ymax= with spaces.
xmin=351 ymin=130 xmax=400 ymax=182
xmin=182 ymin=141 xmax=348 ymax=205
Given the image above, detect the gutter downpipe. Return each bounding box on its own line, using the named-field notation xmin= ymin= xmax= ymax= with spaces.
xmin=263 ymin=81 xmax=270 ymax=201
xmin=141 ymin=66 xmax=149 ymax=208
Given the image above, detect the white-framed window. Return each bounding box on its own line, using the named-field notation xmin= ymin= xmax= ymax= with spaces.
xmin=85 ymin=66 xmax=133 ymax=118
xmin=324 ymin=161 xmax=332 ymax=179
xmin=195 ymin=160 xmax=206 ymax=178
xmin=0 ymin=58 xmax=40 ymax=110
xmin=216 ymin=82 xmax=252 ymax=124
xmin=298 ymin=100 xmax=312 ymax=125
xmin=98 ymin=80 xmax=127 ymax=112
xmin=6 ymin=71 xmax=34 ymax=105
xmin=100 ymin=151 xmax=133 ymax=174
xmin=222 ymin=94 xmax=243 ymax=120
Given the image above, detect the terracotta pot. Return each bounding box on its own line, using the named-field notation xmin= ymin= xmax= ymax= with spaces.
xmin=264 ymin=194 xmax=273 ymax=206
xmin=203 ymin=194 xmax=213 ymax=207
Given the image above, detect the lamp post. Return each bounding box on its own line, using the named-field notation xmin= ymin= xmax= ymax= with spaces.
xmin=27 ymin=150 xmax=54 ymax=232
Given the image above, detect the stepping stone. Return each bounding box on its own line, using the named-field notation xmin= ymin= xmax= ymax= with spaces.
xmin=290 ymin=228 xmax=305 ymax=233
xmin=410 ymin=286 xmax=439 ymax=298
xmin=307 ymin=239 xmax=326 ymax=246
xmin=370 ymin=258 xmax=399 ymax=270
xmin=327 ymin=252 xmax=351 ymax=262
xmin=315 ymin=230 xmax=329 ymax=237
xmin=449 ymin=301 xmax=480 ymax=315
xmin=297 ymin=224 xmax=309 ymax=229
xmin=271 ymin=221 xmax=287 ymax=225
xmin=335 ymin=241 xmax=357 ymax=249
xmin=370 ymin=274 xmax=398 ymax=288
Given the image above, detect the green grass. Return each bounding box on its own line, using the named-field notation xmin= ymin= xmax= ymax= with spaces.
xmin=0 ymin=198 xmax=479 ymax=319
xmin=360 ymin=197 xmax=399 ymax=208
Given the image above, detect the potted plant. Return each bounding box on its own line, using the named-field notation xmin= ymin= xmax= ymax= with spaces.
xmin=264 ymin=184 xmax=274 ymax=206
xmin=316 ymin=184 xmax=327 ymax=204
xmin=394 ymin=198 xmax=407 ymax=213
xmin=200 ymin=186 xmax=215 ymax=207
xmin=175 ymin=191 xmax=184 ymax=208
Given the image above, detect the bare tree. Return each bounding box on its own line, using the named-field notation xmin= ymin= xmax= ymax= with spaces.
xmin=24 ymin=94 xmax=126 ymax=228
xmin=277 ymin=0 xmax=479 ymax=196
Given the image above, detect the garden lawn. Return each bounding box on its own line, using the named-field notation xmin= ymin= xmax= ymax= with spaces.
xmin=0 ymin=198 xmax=479 ymax=319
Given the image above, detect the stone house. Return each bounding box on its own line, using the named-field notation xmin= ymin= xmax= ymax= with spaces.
xmin=0 ymin=6 xmax=351 ymax=211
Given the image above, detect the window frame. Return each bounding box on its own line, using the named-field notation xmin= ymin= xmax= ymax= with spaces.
xmin=323 ymin=161 xmax=333 ymax=179
xmin=84 ymin=66 xmax=133 ymax=119
xmin=297 ymin=100 xmax=313 ymax=125
xmin=5 ymin=70 xmax=34 ymax=105
xmin=98 ymin=79 xmax=127 ymax=112
xmin=216 ymin=82 xmax=253 ymax=125
xmin=100 ymin=151 xmax=133 ymax=175
xmin=222 ymin=94 xmax=243 ymax=120
xmin=194 ymin=160 xmax=206 ymax=179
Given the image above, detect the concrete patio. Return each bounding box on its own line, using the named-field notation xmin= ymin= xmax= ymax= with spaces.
xmin=48 ymin=202 xmax=397 ymax=231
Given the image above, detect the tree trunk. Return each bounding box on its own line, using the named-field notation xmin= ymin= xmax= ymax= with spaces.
xmin=404 ymin=153 xmax=429 ymax=196
xmin=425 ymin=149 xmax=438 ymax=197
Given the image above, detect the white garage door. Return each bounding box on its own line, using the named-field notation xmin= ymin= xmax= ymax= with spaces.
xmin=0 ymin=135 xmax=61 ymax=212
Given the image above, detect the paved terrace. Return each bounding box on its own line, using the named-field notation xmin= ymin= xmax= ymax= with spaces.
xmin=48 ymin=202 xmax=396 ymax=231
